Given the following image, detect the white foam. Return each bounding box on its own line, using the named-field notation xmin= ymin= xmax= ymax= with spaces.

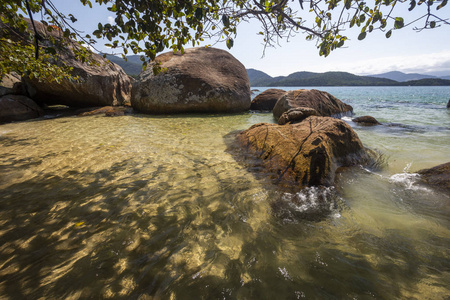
xmin=389 ymin=172 xmax=431 ymax=192
xmin=281 ymin=186 xmax=338 ymax=216
xmin=341 ymin=116 xmax=352 ymax=122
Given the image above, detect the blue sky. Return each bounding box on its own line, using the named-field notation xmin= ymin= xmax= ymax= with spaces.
xmin=47 ymin=0 xmax=450 ymax=77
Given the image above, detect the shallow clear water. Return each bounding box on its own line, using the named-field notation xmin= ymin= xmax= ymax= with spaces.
xmin=0 ymin=87 xmax=449 ymax=299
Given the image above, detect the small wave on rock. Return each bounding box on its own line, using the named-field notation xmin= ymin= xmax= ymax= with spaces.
xmin=271 ymin=186 xmax=341 ymax=222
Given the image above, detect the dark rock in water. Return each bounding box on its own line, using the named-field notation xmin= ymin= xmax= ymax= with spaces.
xmin=447 ymin=99 xmax=450 ymax=109
xmin=7 ymin=19 xmax=132 ymax=107
xmin=417 ymin=162 xmax=450 ymax=192
xmin=273 ymin=89 xmax=353 ymax=122
xmin=352 ymin=115 xmax=381 ymax=126
xmin=237 ymin=116 xmax=368 ymax=189
xmin=250 ymin=88 xmax=286 ymax=111
xmin=78 ymin=106 xmax=133 ymax=117
xmin=278 ymin=107 xmax=319 ymax=125
xmin=0 ymin=95 xmax=44 ymax=124
xmin=132 ymin=47 xmax=251 ymax=114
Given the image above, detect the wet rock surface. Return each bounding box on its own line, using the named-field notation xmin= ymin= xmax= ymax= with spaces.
xmin=417 ymin=162 xmax=450 ymax=192
xmin=237 ymin=116 xmax=368 ymax=189
xmin=352 ymin=115 xmax=381 ymax=125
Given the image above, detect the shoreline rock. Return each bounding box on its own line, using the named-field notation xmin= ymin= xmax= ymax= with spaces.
xmin=352 ymin=115 xmax=381 ymax=126
xmin=132 ymin=47 xmax=251 ymax=114
xmin=0 ymin=95 xmax=44 ymax=124
xmin=250 ymin=88 xmax=286 ymax=111
xmin=78 ymin=106 xmax=134 ymax=117
xmin=417 ymin=162 xmax=450 ymax=193
xmin=237 ymin=116 xmax=368 ymax=189
xmin=4 ymin=18 xmax=132 ymax=107
xmin=273 ymin=89 xmax=353 ymax=122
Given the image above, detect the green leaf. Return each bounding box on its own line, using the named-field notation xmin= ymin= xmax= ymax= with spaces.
xmin=45 ymin=47 xmax=56 ymax=54
xmin=222 ymin=14 xmax=230 ymax=28
xmin=226 ymin=37 xmax=234 ymax=49
xmin=437 ymin=0 xmax=447 ymax=9
xmin=430 ymin=21 xmax=436 ymax=28
xmin=345 ymin=0 xmax=351 ymax=9
xmin=385 ymin=30 xmax=392 ymax=38
xmin=195 ymin=7 xmax=203 ymax=20
xmin=408 ymin=0 xmax=416 ymax=11
xmin=394 ymin=17 xmax=404 ymax=29
xmin=358 ymin=32 xmax=367 ymax=40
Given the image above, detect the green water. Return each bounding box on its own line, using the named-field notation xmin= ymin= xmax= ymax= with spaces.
xmin=0 ymin=86 xmax=449 ymax=299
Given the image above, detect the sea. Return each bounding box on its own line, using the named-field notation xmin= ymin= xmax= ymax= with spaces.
xmin=0 ymin=86 xmax=449 ymax=299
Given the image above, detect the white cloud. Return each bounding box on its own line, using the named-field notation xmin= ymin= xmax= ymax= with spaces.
xmin=334 ymin=51 xmax=450 ymax=75
xmin=107 ymin=16 xmax=115 ymax=25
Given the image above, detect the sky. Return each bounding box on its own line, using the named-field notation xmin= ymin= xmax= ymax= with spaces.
xmin=45 ymin=0 xmax=450 ymax=77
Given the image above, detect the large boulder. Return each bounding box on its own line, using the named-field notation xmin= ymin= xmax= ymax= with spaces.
xmin=250 ymin=88 xmax=286 ymax=111
xmin=417 ymin=162 xmax=450 ymax=192
xmin=273 ymin=89 xmax=353 ymax=121
xmin=0 ymin=95 xmax=44 ymax=124
xmin=132 ymin=47 xmax=251 ymax=113
xmin=0 ymin=73 xmax=22 ymax=97
xmin=237 ymin=116 xmax=368 ymax=189
xmin=3 ymin=19 xmax=132 ymax=107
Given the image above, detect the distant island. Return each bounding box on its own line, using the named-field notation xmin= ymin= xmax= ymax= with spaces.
xmin=247 ymin=69 xmax=450 ymax=87
xmin=106 ymin=54 xmax=450 ymax=87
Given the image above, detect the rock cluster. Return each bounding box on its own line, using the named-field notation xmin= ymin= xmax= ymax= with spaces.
xmin=273 ymin=89 xmax=353 ymax=121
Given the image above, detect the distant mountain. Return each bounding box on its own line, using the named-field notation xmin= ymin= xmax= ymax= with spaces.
xmin=104 ymin=54 xmax=143 ymax=76
xmin=398 ymin=78 xmax=450 ymax=86
xmin=247 ymin=70 xmax=396 ymax=86
xmin=246 ymin=69 xmax=273 ymax=86
xmin=369 ymin=71 xmax=437 ymax=82
xmin=246 ymin=69 xmax=450 ymax=87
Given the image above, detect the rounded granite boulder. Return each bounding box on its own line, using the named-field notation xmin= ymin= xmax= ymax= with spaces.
xmin=237 ymin=116 xmax=368 ymax=189
xmin=250 ymin=88 xmax=286 ymax=111
xmin=273 ymin=89 xmax=353 ymax=122
xmin=131 ymin=47 xmax=251 ymax=114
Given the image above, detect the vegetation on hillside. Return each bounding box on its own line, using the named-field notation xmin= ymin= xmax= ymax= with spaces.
xmin=247 ymin=69 xmax=450 ymax=86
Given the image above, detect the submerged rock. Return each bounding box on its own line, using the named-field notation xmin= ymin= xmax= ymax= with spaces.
xmin=273 ymin=89 xmax=353 ymax=122
xmin=6 ymin=19 xmax=132 ymax=107
xmin=417 ymin=162 xmax=450 ymax=192
xmin=78 ymin=106 xmax=134 ymax=117
xmin=250 ymin=88 xmax=286 ymax=111
xmin=447 ymin=99 xmax=450 ymax=109
xmin=0 ymin=95 xmax=44 ymax=124
xmin=278 ymin=107 xmax=319 ymax=125
xmin=132 ymin=47 xmax=251 ymax=114
xmin=237 ymin=116 xmax=368 ymax=189
xmin=352 ymin=115 xmax=381 ymax=126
